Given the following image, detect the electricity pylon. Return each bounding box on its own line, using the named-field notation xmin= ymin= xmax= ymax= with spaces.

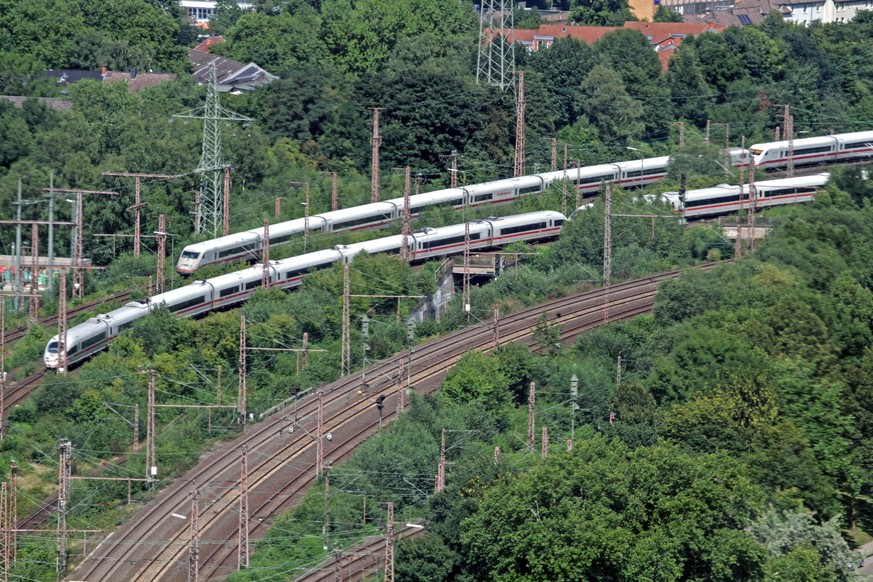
xmin=174 ymin=64 xmax=252 ymax=238
xmin=476 ymin=0 xmax=516 ymax=92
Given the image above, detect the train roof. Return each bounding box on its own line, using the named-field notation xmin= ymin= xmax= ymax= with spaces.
xmin=462 ymin=174 xmax=543 ymax=195
xmin=384 ymin=188 xmax=465 ymax=208
xmin=340 ymin=235 xmax=405 ymax=259
xmin=615 ymin=156 xmax=671 ymax=170
xmin=206 ymin=267 xmax=263 ymax=288
xmin=181 ymin=231 xmax=261 ymax=253
xmin=833 ymin=130 xmax=873 ymax=142
xmin=320 ymin=202 xmax=397 ymax=222
xmin=753 ymin=173 xmax=830 ymax=189
xmin=749 ymin=134 xmax=837 ymax=151
xmin=537 ymin=162 xmax=621 ymax=184
xmin=273 ymin=248 xmax=343 ymax=270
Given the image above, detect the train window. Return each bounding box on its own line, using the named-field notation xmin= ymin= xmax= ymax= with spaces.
xmin=271 ymin=234 xmax=293 ymax=245
xmin=81 ymin=332 xmax=107 ymax=350
xmin=245 ymin=280 xmax=261 ymax=290
xmin=575 ymin=174 xmax=611 ymax=185
xmin=843 ymin=141 xmax=871 ymax=150
xmin=500 ymin=222 xmax=546 ymax=236
xmin=644 ymin=167 xmax=665 ymax=176
xmin=168 ymin=296 xmax=207 ymax=313
xmin=333 ymin=213 xmax=392 ymax=230
xmin=68 ymin=345 xmax=79 ymax=356
xmin=517 ymin=185 xmax=541 ymax=195
xmin=218 ymin=245 xmax=247 ymax=259
xmin=421 ymin=233 xmax=481 ymax=250
xmin=285 ymin=269 xmax=304 ymax=280
xmin=220 ymin=286 xmax=239 ymax=298
xmin=554 ymin=219 xmax=564 ymax=227
xmin=474 ymin=193 xmax=494 ymax=202
xmin=795 ymin=145 xmax=832 ymax=155
xmin=47 ymin=341 xmax=58 ymax=353
xmin=749 ymin=148 xmax=763 ymax=155
xmin=181 ymin=251 xmax=200 ymax=259
xmin=686 ymin=194 xmax=740 ymax=208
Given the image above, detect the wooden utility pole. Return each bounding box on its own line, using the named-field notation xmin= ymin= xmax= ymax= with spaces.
xmin=101 ymin=173 xmax=175 ymax=256
xmin=370 ymin=108 xmax=383 ymax=203
xmin=513 ymin=71 xmax=526 ymax=177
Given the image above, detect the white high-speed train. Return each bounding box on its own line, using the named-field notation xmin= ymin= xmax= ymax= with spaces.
xmin=657 ymin=173 xmax=830 ymax=219
xmin=175 ymin=128 xmax=873 ymax=276
xmin=175 ymin=157 xmax=669 ymax=274
xmin=46 ymin=211 xmax=566 ymax=370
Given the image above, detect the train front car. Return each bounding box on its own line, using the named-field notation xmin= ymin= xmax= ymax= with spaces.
xmin=176 ymin=231 xmax=262 ymax=275
xmin=749 ymin=135 xmax=838 ymax=170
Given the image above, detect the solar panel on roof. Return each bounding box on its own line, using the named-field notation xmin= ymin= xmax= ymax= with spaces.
xmin=737 ymin=14 xmax=753 ymax=24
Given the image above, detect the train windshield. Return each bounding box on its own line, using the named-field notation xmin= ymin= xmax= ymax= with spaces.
xmin=46 ymin=341 xmax=58 ymax=354
xmin=181 ymin=251 xmax=201 ymax=259
xmin=749 ymin=148 xmax=763 ymax=155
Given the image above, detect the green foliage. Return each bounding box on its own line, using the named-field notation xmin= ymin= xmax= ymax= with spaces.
xmin=654 ymin=5 xmax=683 ymax=21
xmin=461 ymin=438 xmax=767 ymax=580
xmin=441 ymin=351 xmax=511 ymax=413
xmin=570 ymin=0 xmax=635 ymax=25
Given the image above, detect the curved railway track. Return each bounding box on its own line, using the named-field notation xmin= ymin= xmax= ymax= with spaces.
xmin=3 ymin=291 xmax=131 ymax=345
xmin=70 ymin=265 xmax=722 ymax=581
xmin=292 ymin=524 xmax=425 ymax=582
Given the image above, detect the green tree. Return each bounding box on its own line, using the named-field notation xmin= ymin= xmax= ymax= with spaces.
xmin=461 ymin=438 xmax=767 ymax=580
xmin=654 ymin=5 xmax=683 ymax=21
xmin=441 ymin=351 xmax=511 ymax=412
xmin=570 ymin=0 xmax=635 ymax=25
xmin=575 ymin=64 xmax=644 ymax=144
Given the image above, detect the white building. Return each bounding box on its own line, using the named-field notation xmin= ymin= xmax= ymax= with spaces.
xmin=180 ymin=1 xmax=253 ymax=25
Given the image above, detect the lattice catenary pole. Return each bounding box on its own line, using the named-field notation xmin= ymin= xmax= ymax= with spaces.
xmin=147 ymin=370 xmax=156 ymax=485
xmin=541 ymin=425 xmax=548 ymax=459
xmin=462 ymin=221 xmax=471 ymax=320
xmin=238 ymin=445 xmax=249 ymax=570
xmin=370 ymin=108 xmax=383 ymax=203
xmin=261 ymin=219 xmax=270 ymax=289
xmin=603 ymin=183 xmax=613 ymax=288
xmin=435 ymin=429 xmax=446 ymax=492
xmin=316 ymin=390 xmax=324 ymax=477
xmin=57 ymin=268 xmax=67 ymax=375
xmin=735 ymin=136 xmax=746 ymax=259
xmin=341 ymin=265 xmax=350 ymax=376
xmin=238 ymin=315 xmax=247 ymax=424
xmin=56 ymin=439 xmax=71 ymax=575
xmin=384 ymin=502 xmax=395 ymax=582
xmin=188 ymin=486 xmax=199 ymax=582
xmin=400 ymin=167 xmax=411 ymax=262
xmin=29 ymin=224 xmax=38 ymax=325
xmin=0 ymin=481 xmax=7 ymax=582
xmin=156 ymin=214 xmax=167 ymax=294
xmin=513 ymin=70 xmax=526 ymax=177
xmin=527 ymin=382 xmax=536 ymax=453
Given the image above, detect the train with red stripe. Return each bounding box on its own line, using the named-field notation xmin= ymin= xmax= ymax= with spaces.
xmin=46 ymin=211 xmax=565 ymax=370
xmin=176 ymin=128 xmax=873 ymax=275
xmin=657 ymin=173 xmax=830 ymax=219
xmin=175 ymin=157 xmax=668 ymax=274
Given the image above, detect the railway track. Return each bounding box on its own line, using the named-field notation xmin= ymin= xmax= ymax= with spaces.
xmin=69 ymin=264 xmax=721 ymax=581
xmin=292 ymin=524 xmax=425 ymax=582
xmin=3 ymin=291 xmax=131 ymax=344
